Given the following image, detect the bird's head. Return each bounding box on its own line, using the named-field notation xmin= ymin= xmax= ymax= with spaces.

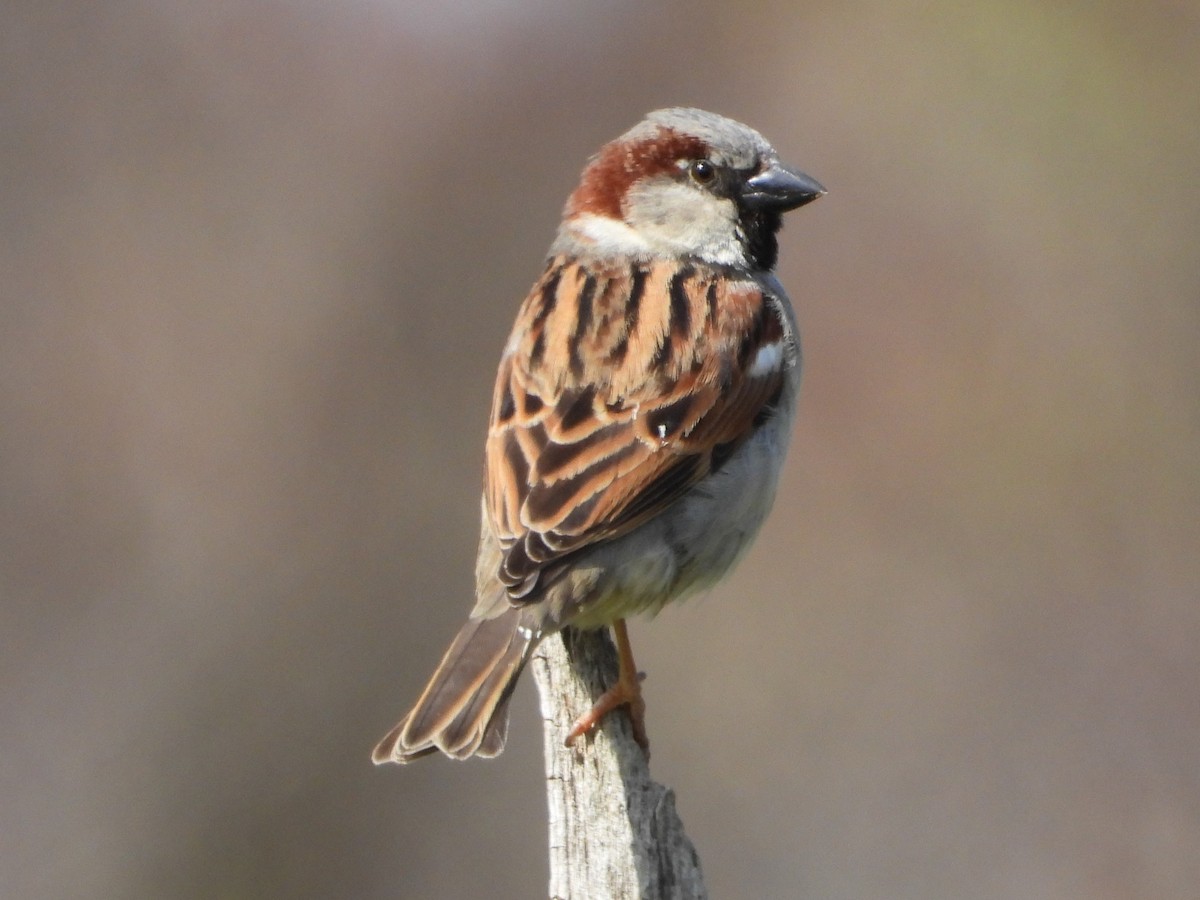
xmin=557 ymin=107 xmax=824 ymax=271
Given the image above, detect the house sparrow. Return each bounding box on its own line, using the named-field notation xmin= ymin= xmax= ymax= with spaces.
xmin=373 ymin=108 xmax=823 ymax=764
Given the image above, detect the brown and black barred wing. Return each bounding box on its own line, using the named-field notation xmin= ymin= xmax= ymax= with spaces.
xmin=485 ymin=255 xmax=789 ymax=601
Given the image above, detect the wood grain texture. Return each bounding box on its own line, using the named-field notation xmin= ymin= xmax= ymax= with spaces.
xmin=532 ymin=628 xmax=707 ymax=900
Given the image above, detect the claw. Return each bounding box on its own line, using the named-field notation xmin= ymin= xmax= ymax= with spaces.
xmin=564 ymin=620 xmax=650 ymax=757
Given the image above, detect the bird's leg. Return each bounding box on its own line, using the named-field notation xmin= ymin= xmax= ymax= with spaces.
xmin=565 ymin=618 xmax=649 ymax=756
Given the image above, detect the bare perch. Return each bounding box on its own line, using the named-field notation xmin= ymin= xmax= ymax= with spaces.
xmin=531 ymin=628 xmax=708 ymax=900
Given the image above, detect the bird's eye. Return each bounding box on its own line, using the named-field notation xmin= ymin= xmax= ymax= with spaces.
xmin=689 ymin=158 xmax=717 ymax=185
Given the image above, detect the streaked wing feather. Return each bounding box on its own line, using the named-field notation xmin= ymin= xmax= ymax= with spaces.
xmin=486 ymin=256 xmax=787 ymax=600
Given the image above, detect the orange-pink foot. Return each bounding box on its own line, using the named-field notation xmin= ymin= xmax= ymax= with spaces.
xmin=564 ymin=619 xmax=650 ymax=756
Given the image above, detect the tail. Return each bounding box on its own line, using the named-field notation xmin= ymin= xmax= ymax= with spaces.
xmin=372 ymin=606 xmax=540 ymax=764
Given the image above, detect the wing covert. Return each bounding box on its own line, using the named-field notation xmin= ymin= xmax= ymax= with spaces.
xmin=484 ymin=256 xmax=790 ymax=601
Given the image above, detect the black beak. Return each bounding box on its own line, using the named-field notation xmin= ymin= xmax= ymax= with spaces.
xmin=741 ymin=163 xmax=825 ymax=212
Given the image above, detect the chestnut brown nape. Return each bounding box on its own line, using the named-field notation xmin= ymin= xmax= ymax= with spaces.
xmin=565 ymin=128 xmax=710 ymax=220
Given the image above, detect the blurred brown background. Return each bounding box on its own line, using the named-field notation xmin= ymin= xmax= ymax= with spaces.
xmin=2 ymin=2 xmax=1197 ymax=898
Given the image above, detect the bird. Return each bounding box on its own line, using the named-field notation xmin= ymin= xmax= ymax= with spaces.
xmin=373 ymin=107 xmax=824 ymax=764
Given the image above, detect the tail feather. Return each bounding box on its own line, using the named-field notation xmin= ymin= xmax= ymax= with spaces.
xmin=437 ymin=659 xmax=520 ymax=759
xmin=475 ymin=691 xmax=514 ymax=757
xmin=372 ymin=607 xmax=537 ymax=764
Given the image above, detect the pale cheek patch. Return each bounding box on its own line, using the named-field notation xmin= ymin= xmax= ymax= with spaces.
xmin=574 ymin=214 xmax=651 ymax=255
xmin=748 ymin=341 xmax=783 ymax=377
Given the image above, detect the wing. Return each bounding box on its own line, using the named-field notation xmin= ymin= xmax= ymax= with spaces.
xmin=485 ymin=255 xmax=792 ymax=600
